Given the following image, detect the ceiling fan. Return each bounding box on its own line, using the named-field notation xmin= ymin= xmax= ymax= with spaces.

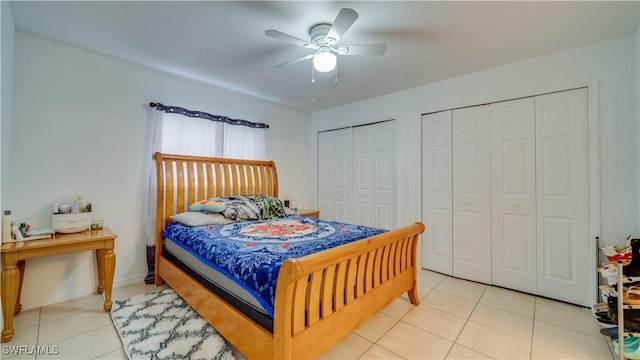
xmin=265 ymin=8 xmax=387 ymax=73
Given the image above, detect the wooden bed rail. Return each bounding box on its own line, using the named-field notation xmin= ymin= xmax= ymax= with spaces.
xmin=273 ymin=222 xmax=425 ymax=359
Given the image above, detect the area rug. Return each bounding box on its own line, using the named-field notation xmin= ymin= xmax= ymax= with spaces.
xmin=111 ymin=288 xmax=236 ymax=360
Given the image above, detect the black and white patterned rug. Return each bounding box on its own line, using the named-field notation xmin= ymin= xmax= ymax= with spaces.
xmin=111 ymin=288 xmax=236 ymax=360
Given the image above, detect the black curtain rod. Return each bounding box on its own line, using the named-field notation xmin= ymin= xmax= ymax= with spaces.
xmin=148 ymin=102 xmax=269 ymax=129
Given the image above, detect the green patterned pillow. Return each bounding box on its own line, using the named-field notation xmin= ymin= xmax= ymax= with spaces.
xmin=248 ymin=195 xmax=286 ymax=219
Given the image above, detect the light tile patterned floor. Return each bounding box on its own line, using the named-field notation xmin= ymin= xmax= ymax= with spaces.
xmin=2 ymin=269 xmax=614 ymax=359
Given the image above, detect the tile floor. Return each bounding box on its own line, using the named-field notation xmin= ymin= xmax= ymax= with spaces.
xmin=2 ymin=269 xmax=614 ymax=359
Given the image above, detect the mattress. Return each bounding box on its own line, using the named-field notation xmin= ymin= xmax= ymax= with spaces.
xmin=163 ymin=239 xmax=274 ymax=332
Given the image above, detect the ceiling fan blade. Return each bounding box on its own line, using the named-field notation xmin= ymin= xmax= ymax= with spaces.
xmin=337 ymin=44 xmax=388 ymax=56
xmin=265 ymin=30 xmax=312 ymax=48
xmin=326 ymin=8 xmax=359 ymax=44
xmin=274 ymin=54 xmax=315 ymax=69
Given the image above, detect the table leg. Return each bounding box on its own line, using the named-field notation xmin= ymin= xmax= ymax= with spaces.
xmin=96 ymin=249 xmax=105 ymax=294
xmin=14 ymin=260 xmax=25 ymax=316
xmin=1 ymin=253 xmax=19 ymax=342
xmin=102 ymin=245 xmax=116 ymax=312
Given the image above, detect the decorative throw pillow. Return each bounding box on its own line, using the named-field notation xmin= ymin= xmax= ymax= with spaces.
xmin=209 ymin=196 xmax=260 ymax=221
xmin=188 ymin=200 xmax=226 ymax=213
xmin=247 ymin=194 xmax=286 ymax=219
xmin=171 ymin=212 xmax=232 ymax=226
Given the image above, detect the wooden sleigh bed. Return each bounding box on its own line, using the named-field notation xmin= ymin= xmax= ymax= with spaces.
xmin=153 ymin=152 xmax=425 ymax=359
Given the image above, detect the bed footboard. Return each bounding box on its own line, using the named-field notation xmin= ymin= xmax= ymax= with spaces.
xmin=273 ymin=222 xmax=425 ymax=359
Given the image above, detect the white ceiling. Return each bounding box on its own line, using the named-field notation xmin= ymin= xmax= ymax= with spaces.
xmin=9 ymin=1 xmax=639 ymax=113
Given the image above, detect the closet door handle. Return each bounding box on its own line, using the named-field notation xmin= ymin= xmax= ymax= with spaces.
xmin=465 ymin=200 xmax=472 ymax=205
xmin=513 ymin=202 xmax=520 ymax=208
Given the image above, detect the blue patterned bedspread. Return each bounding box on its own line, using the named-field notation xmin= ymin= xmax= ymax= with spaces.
xmin=162 ymin=214 xmax=386 ymax=317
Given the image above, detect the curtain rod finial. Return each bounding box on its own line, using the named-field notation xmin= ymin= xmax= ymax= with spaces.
xmin=149 ymin=102 xmax=157 ymax=108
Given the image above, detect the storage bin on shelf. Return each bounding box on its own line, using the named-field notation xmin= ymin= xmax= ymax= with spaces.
xmin=51 ymin=195 xmax=92 ymax=233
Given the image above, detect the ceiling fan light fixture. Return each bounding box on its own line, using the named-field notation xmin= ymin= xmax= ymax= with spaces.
xmin=266 ymin=8 xmax=386 ymax=74
xmin=313 ymin=48 xmax=337 ymax=72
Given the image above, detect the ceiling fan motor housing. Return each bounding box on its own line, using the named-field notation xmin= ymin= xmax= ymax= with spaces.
xmin=310 ymin=24 xmax=336 ymax=47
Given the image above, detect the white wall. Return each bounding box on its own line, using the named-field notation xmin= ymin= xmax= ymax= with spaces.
xmin=310 ymin=33 xmax=640 ymax=258
xmin=637 ymin=26 xmax=640 ymax=229
xmin=9 ymin=32 xmax=310 ymax=310
xmin=0 ymin=0 xmax=16 ymax=332
xmin=1 ymin=1 xmax=15 ymax=222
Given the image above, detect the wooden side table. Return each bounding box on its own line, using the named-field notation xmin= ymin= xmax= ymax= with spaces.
xmin=294 ymin=209 xmax=320 ymax=218
xmin=1 ymin=228 xmax=117 ymax=342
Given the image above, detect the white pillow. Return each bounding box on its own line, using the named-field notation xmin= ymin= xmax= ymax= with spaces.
xmin=171 ymin=212 xmax=233 ymax=227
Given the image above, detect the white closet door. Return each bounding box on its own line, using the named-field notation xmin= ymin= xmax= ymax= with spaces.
xmin=421 ymin=111 xmax=453 ymax=275
xmin=491 ymin=98 xmax=537 ymax=293
xmin=535 ymin=88 xmax=591 ymax=306
xmin=453 ymin=105 xmax=492 ymax=284
xmin=353 ymin=121 xmax=395 ymax=229
xmin=317 ymin=128 xmax=353 ymax=222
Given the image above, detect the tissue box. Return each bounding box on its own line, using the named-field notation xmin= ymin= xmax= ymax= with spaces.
xmin=52 ymin=213 xmax=92 ymax=233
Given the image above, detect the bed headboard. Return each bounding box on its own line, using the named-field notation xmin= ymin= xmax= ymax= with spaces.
xmin=153 ymin=152 xmax=279 ymax=252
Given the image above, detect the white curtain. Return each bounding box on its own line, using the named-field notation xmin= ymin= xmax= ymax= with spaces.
xmin=158 ymin=112 xmax=224 ymax=157
xmin=144 ymin=108 xmax=265 ymax=283
xmin=146 ymin=111 xmax=225 ymax=241
xmin=223 ymin=122 xmax=265 ymax=160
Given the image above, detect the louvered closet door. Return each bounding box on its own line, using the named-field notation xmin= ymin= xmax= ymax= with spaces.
xmin=491 ymin=98 xmax=537 ymax=293
xmin=317 ymin=128 xmax=353 ymax=222
xmin=421 ymin=111 xmax=453 ymax=275
xmin=453 ymin=105 xmax=492 ymax=284
xmin=535 ymin=88 xmax=591 ymax=306
xmin=353 ymin=121 xmax=395 ymax=229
